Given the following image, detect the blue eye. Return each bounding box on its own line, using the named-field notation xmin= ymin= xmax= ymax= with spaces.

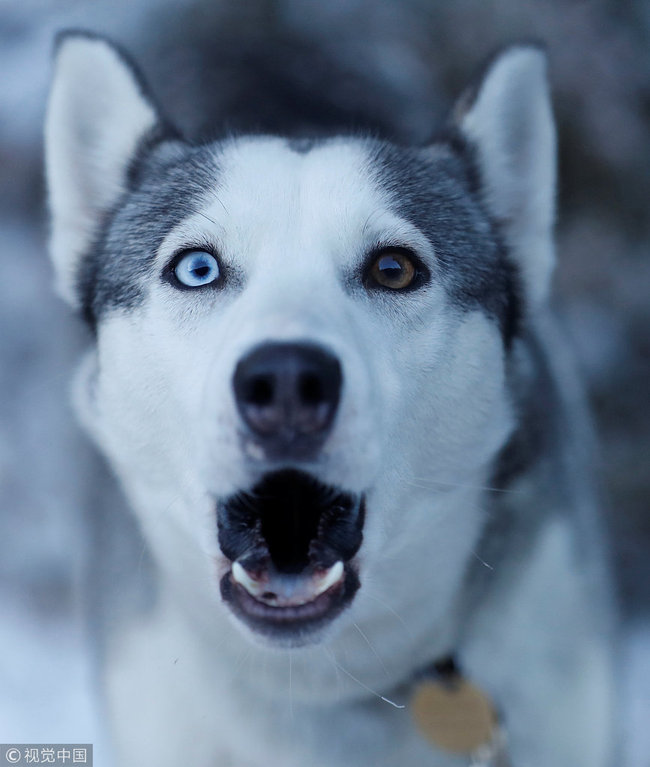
xmin=172 ymin=250 xmax=220 ymax=288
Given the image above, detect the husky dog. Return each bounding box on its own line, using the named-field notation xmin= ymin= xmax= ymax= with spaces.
xmin=45 ymin=30 xmax=616 ymax=767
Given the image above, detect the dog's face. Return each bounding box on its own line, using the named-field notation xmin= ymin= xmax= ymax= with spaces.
xmin=46 ymin=36 xmax=555 ymax=648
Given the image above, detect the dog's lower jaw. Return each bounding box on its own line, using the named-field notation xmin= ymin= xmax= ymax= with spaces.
xmin=220 ymin=559 xmax=360 ymax=647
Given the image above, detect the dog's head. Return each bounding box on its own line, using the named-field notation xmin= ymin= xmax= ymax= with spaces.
xmin=45 ymin=34 xmax=555 ymax=649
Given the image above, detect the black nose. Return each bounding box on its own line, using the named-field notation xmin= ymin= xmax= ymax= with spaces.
xmin=233 ymin=343 xmax=342 ymax=457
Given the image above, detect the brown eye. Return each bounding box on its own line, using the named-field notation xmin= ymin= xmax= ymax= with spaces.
xmin=369 ymin=250 xmax=417 ymax=290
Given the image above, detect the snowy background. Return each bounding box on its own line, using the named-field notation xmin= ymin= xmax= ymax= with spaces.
xmin=0 ymin=1 xmax=648 ymax=764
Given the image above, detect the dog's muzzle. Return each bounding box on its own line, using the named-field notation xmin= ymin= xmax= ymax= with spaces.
xmin=233 ymin=342 xmax=342 ymax=460
xmin=217 ymin=470 xmax=364 ymax=643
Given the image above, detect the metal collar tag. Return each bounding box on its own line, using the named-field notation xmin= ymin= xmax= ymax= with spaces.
xmin=409 ymin=658 xmax=510 ymax=766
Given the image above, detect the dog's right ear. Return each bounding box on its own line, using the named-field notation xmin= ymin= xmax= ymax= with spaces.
xmin=45 ymin=32 xmax=165 ymax=308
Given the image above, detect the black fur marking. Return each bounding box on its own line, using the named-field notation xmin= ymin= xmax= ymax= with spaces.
xmin=80 ymin=130 xmax=522 ymax=351
xmin=66 ymin=34 xmax=522 ymax=346
xmin=371 ymin=139 xmax=522 ymax=347
xmin=77 ymin=141 xmax=220 ymax=328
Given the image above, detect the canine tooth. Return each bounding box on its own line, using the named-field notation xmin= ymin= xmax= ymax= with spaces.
xmin=313 ymin=561 xmax=344 ymax=596
xmin=232 ymin=561 xmax=263 ymax=596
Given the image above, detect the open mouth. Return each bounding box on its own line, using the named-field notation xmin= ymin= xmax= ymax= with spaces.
xmin=217 ymin=470 xmax=364 ymax=643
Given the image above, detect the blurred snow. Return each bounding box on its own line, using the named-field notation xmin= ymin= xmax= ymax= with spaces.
xmin=0 ymin=1 xmax=648 ymax=764
xmin=0 ymin=586 xmax=107 ymax=758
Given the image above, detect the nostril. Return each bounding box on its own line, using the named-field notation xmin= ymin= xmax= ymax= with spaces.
xmin=233 ymin=342 xmax=342 ymax=450
xmin=247 ymin=375 xmax=275 ymax=407
xmin=299 ymin=372 xmax=324 ymax=406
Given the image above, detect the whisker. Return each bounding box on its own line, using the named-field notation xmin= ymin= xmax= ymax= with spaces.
xmin=361 ymin=209 xmax=382 ymax=238
xmin=214 ymin=196 xmax=230 ymax=216
xmin=471 ymin=550 xmax=494 ymax=570
xmin=196 ymin=209 xmax=219 ymax=225
xmin=320 ymin=646 xmax=343 ymax=703
xmin=135 ymin=539 xmax=148 ymax=576
xmin=362 ymin=591 xmax=412 ymax=638
xmin=233 ymin=645 xmax=253 ymax=674
xmin=328 ymin=653 xmax=405 ymax=709
xmin=407 ymin=476 xmax=519 ymax=495
xmin=352 ymin=621 xmax=389 ymax=677
xmin=160 ymin=492 xmax=187 ymax=517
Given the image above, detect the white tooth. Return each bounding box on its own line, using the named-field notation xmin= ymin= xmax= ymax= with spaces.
xmin=313 ymin=561 xmax=344 ymax=597
xmin=232 ymin=561 xmax=263 ymax=596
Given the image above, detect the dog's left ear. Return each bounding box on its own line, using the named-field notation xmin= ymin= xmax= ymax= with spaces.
xmin=45 ymin=32 xmax=166 ymax=308
xmin=453 ymin=45 xmax=556 ymax=309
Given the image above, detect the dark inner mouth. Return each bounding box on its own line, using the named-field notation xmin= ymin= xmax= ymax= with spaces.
xmin=259 ymin=473 xmax=322 ymax=573
xmin=218 ymin=469 xmax=364 ymax=575
xmin=217 ymin=470 xmax=364 ymax=639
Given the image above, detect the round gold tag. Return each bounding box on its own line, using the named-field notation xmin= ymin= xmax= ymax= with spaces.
xmin=410 ymin=678 xmax=497 ymax=754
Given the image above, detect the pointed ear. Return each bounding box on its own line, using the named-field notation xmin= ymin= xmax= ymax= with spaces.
xmin=453 ymin=45 xmax=556 ymax=308
xmin=45 ymin=32 xmax=166 ymax=308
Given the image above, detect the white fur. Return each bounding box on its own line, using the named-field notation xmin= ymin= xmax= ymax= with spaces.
xmin=459 ymin=47 xmax=556 ymax=307
xmin=45 ymin=36 xmax=157 ymax=307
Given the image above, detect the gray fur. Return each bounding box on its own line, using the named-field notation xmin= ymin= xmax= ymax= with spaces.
xmin=372 ymin=140 xmax=521 ymax=345
xmin=78 ymin=141 xmax=219 ymax=325
xmin=82 ymin=134 xmax=520 ymax=350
